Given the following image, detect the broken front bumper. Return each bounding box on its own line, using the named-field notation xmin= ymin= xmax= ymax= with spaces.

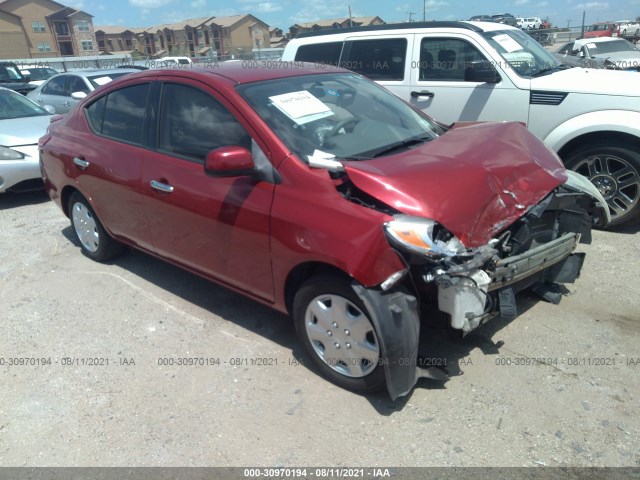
xmin=437 ymin=232 xmax=584 ymax=334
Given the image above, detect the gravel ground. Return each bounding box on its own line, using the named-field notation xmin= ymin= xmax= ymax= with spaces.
xmin=0 ymin=190 xmax=638 ymax=467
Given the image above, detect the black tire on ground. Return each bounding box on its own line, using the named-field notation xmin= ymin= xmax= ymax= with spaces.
xmin=564 ymin=143 xmax=640 ymax=228
xmin=292 ymin=275 xmax=386 ymax=394
xmin=68 ymin=192 xmax=125 ymax=262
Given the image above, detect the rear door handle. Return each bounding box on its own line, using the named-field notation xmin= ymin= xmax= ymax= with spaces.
xmin=411 ymin=90 xmax=435 ymax=98
xmin=150 ymin=180 xmax=174 ymax=193
xmin=73 ymin=157 xmax=90 ymax=169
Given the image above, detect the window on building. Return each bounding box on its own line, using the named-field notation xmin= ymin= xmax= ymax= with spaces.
xmin=77 ymin=20 xmax=90 ymax=32
xmin=32 ymin=21 xmax=46 ymax=33
xmin=54 ymin=22 xmax=70 ymax=36
xmin=37 ymin=42 xmax=52 ymax=53
xmin=81 ymin=41 xmax=94 ymax=51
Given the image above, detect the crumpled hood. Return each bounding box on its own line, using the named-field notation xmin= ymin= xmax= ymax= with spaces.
xmin=343 ymin=122 xmax=567 ymax=247
xmin=0 ymin=115 xmax=52 ymax=147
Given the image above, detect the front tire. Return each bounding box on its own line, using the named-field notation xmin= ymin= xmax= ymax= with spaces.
xmin=293 ymin=275 xmax=386 ymax=394
xmin=564 ymin=143 xmax=640 ymax=227
xmin=68 ymin=192 xmax=124 ymax=261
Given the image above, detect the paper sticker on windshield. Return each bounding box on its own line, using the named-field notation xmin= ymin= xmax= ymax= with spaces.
xmin=269 ymin=91 xmax=333 ymax=125
xmin=92 ymin=76 xmax=113 ymax=86
xmin=587 ymin=43 xmax=597 ymax=49
xmin=493 ymin=34 xmax=523 ymax=53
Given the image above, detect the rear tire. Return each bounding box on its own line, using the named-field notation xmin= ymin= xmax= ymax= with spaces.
xmin=564 ymin=143 xmax=640 ymax=228
xmin=68 ymin=192 xmax=124 ymax=261
xmin=292 ymin=275 xmax=386 ymax=394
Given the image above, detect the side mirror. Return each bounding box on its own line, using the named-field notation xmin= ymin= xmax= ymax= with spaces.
xmin=71 ymin=91 xmax=87 ymax=100
xmin=204 ymin=146 xmax=255 ymax=177
xmin=464 ymin=60 xmax=501 ymax=83
xmin=44 ymin=104 xmax=56 ymax=114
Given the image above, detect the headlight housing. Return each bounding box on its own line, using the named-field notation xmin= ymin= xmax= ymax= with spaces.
xmin=0 ymin=146 xmax=26 ymax=160
xmin=384 ymin=215 xmax=467 ymax=257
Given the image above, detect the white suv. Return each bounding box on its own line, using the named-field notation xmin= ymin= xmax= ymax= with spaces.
xmin=282 ymin=21 xmax=640 ymax=227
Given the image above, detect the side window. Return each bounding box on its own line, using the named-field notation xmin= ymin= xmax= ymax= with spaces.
xmin=343 ymin=38 xmax=407 ymax=80
xmin=158 ymin=83 xmax=251 ymax=162
xmin=558 ymin=44 xmax=573 ymax=55
xmin=101 ymin=84 xmax=149 ymax=144
xmin=42 ymin=76 xmax=66 ymax=95
xmin=67 ymin=75 xmax=90 ymax=95
xmin=85 ymin=95 xmax=106 ymax=133
xmin=295 ymin=42 xmax=343 ymax=66
xmin=419 ymin=38 xmax=487 ymax=81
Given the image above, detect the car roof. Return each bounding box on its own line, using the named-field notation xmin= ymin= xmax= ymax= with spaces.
xmin=116 ymin=63 xmax=353 ymax=85
xmin=292 ymin=20 xmax=519 ymax=40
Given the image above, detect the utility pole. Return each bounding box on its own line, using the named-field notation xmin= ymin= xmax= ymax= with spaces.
xmin=423 ymin=0 xmax=426 ymax=21
xmin=581 ymin=10 xmax=585 ymax=37
xmin=348 ymin=5 xmax=353 ymax=27
xmin=407 ymin=11 xmax=415 ymax=22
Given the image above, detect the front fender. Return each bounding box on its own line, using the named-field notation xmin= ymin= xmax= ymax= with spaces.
xmin=542 ymin=110 xmax=640 ymax=153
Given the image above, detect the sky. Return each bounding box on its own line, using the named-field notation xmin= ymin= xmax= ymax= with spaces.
xmin=65 ymin=0 xmax=640 ymax=31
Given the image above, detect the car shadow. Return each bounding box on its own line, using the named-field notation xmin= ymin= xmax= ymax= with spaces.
xmin=0 ymin=189 xmax=49 ymax=210
xmin=61 ymin=226 xmax=551 ymax=414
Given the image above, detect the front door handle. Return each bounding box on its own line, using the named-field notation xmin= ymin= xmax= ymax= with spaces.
xmin=150 ymin=180 xmax=174 ymax=193
xmin=73 ymin=157 xmax=90 ymax=169
xmin=411 ymin=90 xmax=435 ymax=98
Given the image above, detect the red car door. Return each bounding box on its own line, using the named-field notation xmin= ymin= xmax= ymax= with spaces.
xmin=140 ymin=79 xmax=275 ymax=302
xmin=72 ymin=82 xmax=152 ymax=250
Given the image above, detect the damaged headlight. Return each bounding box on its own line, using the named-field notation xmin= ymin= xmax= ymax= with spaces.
xmin=384 ymin=215 xmax=467 ymax=257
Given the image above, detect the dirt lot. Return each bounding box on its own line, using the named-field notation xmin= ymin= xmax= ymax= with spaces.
xmin=0 ymin=190 xmax=638 ymax=467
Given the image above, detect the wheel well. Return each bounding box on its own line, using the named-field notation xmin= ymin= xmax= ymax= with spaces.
xmin=557 ymin=131 xmax=640 ymax=161
xmin=60 ymin=186 xmax=79 ymax=217
xmin=284 ymin=262 xmax=352 ymax=315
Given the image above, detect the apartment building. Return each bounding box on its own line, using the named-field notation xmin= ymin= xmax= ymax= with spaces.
xmin=289 ymin=16 xmax=385 ymax=37
xmin=0 ymin=0 xmax=98 ymax=58
xmin=95 ymin=14 xmax=271 ymax=60
xmin=95 ymin=26 xmax=146 ymax=54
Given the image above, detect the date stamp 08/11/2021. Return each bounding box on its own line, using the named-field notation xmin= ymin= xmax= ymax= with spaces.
xmin=0 ymin=355 xmax=638 ymax=370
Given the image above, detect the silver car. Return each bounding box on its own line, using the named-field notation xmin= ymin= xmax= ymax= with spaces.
xmin=27 ymin=68 xmax=138 ymax=114
xmin=555 ymin=37 xmax=640 ymax=70
xmin=0 ymin=86 xmax=53 ymax=192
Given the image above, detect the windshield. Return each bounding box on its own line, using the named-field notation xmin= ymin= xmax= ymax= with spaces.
xmin=0 ymin=88 xmax=49 ymax=119
xmin=238 ymin=73 xmax=443 ymax=161
xmin=586 ymin=39 xmax=639 ymax=55
xmin=482 ymin=29 xmax=560 ymax=77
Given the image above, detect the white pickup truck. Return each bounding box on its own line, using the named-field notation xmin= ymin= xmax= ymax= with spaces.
xmin=282 ymin=21 xmax=640 ymax=227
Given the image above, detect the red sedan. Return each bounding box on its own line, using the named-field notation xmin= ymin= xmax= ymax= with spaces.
xmin=39 ymin=64 xmax=609 ymax=399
